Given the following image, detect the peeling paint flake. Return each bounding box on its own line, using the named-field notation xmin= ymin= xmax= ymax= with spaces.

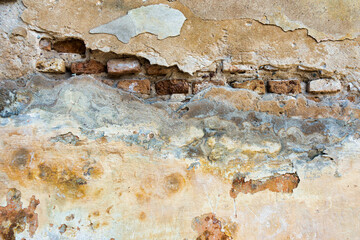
xmin=90 ymin=4 xmax=186 ymax=43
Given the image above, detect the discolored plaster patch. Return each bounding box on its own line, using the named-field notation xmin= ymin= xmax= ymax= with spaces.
xmin=90 ymin=4 xmax=186 ymax=43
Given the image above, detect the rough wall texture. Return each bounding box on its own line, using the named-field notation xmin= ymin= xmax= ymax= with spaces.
xmin=0 ymin=0 xmax=359 ymax=239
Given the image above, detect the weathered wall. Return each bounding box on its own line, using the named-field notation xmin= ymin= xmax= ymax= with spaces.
xmin=0 ymin=0 xmax=359 ymax=239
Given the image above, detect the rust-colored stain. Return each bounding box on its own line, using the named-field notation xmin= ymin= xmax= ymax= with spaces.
xmin=58 ymin=224 xmax=67 ymax=234
xmin=139 ymin=211 xmax=146 ymax=221
xmin=0 ymin=189 xmax=40 ymax=240
xmin=135 ymin=172 xmax=186 ymax=204
xmin=5 ymin=147 xmax=103 ymax=199
xmin=230 ymin=173 xmax=300 ymax=198
xmin=38 ymin=163 xmax=88 ymax=199
xmin=163 ymin=173 xmax=185 ymax=194
xmin=192 ymin=213 xmax=232 ymax=240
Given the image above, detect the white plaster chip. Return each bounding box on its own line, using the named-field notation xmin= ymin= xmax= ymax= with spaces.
xmin=90 ymin=4 xmax=186 ymax=43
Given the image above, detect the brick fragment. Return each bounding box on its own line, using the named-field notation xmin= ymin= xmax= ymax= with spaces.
xmin=231 ymin=80 xmax=265 ymax=94
xmin=155 ymin=80 xmax=189 ymax=95
xmin=268 ymin=79 xmax=301 ymax=94
xmin=107 ymin=59 xmax=141 ymax=76
xmin=53 ymin=39 xmax=86 ymax=54
xmin=192 ymin=81 xmax=225 ymax=94
xmin=59 ymin=53 xmax=82 ymax=69
xmin=39 ymin=38 xmax=52 ymax=51
xmin=36 ymin=58 xmax=66 ymax=73
xmin=308 ymin=79 xmax=341 ymax=93
xmin=117 ymin=80 xmax=150 ymax=94
xmin=71 ymin=60 xmax=105 ymax=74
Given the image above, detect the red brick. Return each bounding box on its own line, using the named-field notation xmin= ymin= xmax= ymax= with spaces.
xmin=71 ymin=60 xmax=105 ymax=74
xmin=268 ymin=80 xmax=301 ymax=94
xmin=117 ymin=80 xmax=150 ymax=94
xmin=192 ymin=81 xmax=225 ymax=94
xmin=155 ymin=80 xmax=189 ymax=95
xmin=53 ymin=39 xmax=86 ymax=54
xmin=107 ymin=59 xmax=141 ymax=76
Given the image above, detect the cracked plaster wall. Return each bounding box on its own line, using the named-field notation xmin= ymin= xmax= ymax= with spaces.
xmin=0 ymin=0 xmax=359 ymax=239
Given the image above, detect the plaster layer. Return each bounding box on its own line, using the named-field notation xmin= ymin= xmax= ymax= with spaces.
xmin=0 ymin=76 xmax=359 ymax=239
xmin=20 ymin=0 xmax=360 ymax=74
xmin=0 ymin=1 xmax=360 ymax=239
xmin=180 ymin=0 xmax=360 ymax=41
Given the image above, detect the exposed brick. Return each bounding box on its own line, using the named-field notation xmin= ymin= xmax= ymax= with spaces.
xmin=39 ymin=38 xmax=52 ymax=51
xmin=71 ymin=60 xmax=105 ymax=74
xmin=308 ymin=79 xmax=341 ymax=93
xmin=107 ymin=59 xmax=141 ymax=76
xmin=192 ymin=81 xmax=225 ymax=94
xmin=155 ymin=80 xmax=189 ymax=95
xmin=36 ymin=58 xmax=66 ymax=73
xmin=117 ymin=80 xmax=150 ymax=94
xmin=268 ymin=79 xmax=301 ymax=94
xmin=53 ymin=39 xmax=86 ymax=55
xmin=231 ymin=80 xmax=265 ymax=94
xmin=146 ymin=64 xmax=173 ymax=75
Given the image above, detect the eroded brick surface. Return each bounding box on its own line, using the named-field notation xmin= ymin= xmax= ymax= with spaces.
xmin=155 ymin=80 xmax=189 ymax=95
xmin=268 ymin=79 xmax=301 ymax=94
xmin=146 ymin=64 xmax=173 ymax=75
xmin=107 ymin=59 xmax=141 ymax=76
xmin=231 ymin=80 xmax=265 ymax=94
xmin=71 ymin=60 xmax=105 ymax=74
xmin=36 ymin=58 xmax=66 ymax=73
xmin=53 ymin=39 xmax=86 ymax=55
xmin=117 ymin=79 xmax=150 ymax=94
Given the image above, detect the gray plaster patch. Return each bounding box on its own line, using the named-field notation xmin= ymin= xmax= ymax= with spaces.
xmin=90 ymin=4 xmax=186 ymax=43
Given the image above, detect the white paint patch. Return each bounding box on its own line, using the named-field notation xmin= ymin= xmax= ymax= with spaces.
xmin=90 ymin=4 xmax=186 ymax=43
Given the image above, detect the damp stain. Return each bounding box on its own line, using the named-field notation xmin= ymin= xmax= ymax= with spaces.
xmin=5 ymin=148 xmax=103 ymax=199
xmin=163 ymin=173 xmax=185 ymax=194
